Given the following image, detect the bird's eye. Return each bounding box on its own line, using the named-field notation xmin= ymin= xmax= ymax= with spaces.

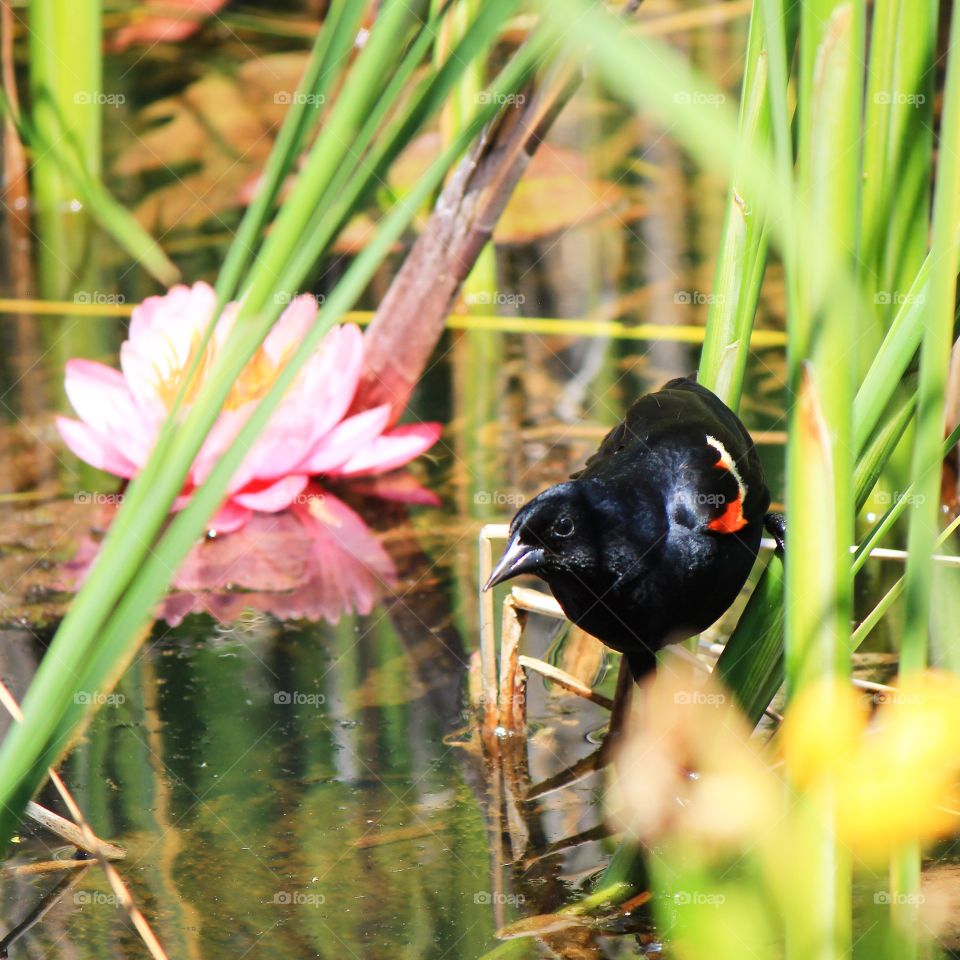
xmin=553 ymin=516 xmax=575 ymax=538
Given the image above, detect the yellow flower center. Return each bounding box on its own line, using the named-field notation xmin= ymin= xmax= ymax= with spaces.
xmin=152 ymin=333 xmax=288 ymax=414
xmin=224 ymin=349 xmax=281 ymax=411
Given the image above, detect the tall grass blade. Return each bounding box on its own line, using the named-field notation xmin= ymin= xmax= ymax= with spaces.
xmin=698 ymin=0 xmax=772 ymax=407
xmin=214 ymin=0 xmax=368 ymax=302
xmin=891 ymin=0 xmax=960 ymax=937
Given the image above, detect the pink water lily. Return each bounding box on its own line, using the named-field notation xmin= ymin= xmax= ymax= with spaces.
xmin=57 ymin=282 xmax=441 ymax=533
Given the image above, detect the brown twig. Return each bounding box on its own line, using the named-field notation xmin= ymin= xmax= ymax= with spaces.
xmin=7 ymin=858 xmax=95 ymax=876
xmin=478 ymin=524 xmax=508 ymax=729
xmin=24 ymin=801 xmax=126 ymax=860
xmin=353 ymin=1 xmax=659 ymax=423
xmin=498 ymin=595 xmax=528 ymax=730
xmin=524 ymin=746 xmax=605 ymax=802
xmin=353 ymin=52 xmax=583 ymax=423
xmin=517 ymin=655 xmax=615 ymax=710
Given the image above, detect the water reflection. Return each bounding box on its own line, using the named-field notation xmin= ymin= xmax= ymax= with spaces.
xmin=60 ymin=481 xmax=436 ymax=628
xmin=3 ymin=508 xmax=637 ymax=959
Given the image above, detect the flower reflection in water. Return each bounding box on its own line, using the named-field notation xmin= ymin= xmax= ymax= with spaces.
xmin=64 ymin=483 xmax=409 ymax=627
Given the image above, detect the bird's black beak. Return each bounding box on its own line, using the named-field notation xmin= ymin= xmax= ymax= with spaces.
xmin=483 ymin=533 xmax=545 ymax=591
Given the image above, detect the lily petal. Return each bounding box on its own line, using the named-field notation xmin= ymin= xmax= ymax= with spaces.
xmin=56 ymin=416 xmax=139 ymax=478
xmin=191 ymin=404 xmax=254 ymax=489
xmin=233 ymin=474 xmax=309 ymax=513
xmin=345 ymin=473 xmax=443 ymax=506
xmin=299 ymin=405 xmax=392 ymax=474
xmin=332 ymin=423 xmax=442 ymax=477
xmin=263 ymin=295 xmax=318 ymax=365
xmin=298 ymin=324 xmax=365 ymax=444
xmin=205 ymin=500 xmax=254 ymax=535
xmin=63 ymin=358 xmax=155 ymax=466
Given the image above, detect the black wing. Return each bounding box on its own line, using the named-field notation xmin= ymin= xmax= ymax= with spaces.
xmin=572 ymin=376 xmax=769 ymax=525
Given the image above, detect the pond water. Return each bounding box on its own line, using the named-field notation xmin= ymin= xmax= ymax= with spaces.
xmin=0 ymin=3 xmax=817 ymax=957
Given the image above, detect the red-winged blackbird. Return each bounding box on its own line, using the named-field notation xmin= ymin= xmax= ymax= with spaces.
xmin=485 ymin=377 xmax=781 ymax=681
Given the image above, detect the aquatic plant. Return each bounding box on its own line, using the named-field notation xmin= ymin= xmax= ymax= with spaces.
xmin=608 ymin=664 xmax=960 ymax=959
xmin=542 ymin=0 xmax=960 ymax=954
xmin=61 ymin=484 xmax=398 ymax=624
xmin=8 ymin=0 xmax=960 ymax=955
xmin=56 ymin=281 xmax=440 ymax=532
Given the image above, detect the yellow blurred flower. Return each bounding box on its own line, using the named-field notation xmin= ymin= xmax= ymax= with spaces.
xmin=779 ymin=671 xmax=960 ymax=860
xmin=779 ymin=677 xmax=867 ymax=788
xmin=608 ymin=661 xmax=960 ymax=866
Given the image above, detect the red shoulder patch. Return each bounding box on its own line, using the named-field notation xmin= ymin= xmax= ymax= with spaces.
xmin=705 ymin=435 xmax=748 ymax=534
xmin=708 ymin=495 xmax=747 ymax=533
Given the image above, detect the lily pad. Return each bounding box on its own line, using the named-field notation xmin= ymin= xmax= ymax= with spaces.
xmin=116 ymin=66 xmax=626 ymax=246
xmin=114 ymin=53 xmax=309 ymax=232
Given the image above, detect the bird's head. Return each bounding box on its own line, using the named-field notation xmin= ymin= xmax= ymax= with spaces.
xmin=484 ymin=480 xmax=658 ymax=591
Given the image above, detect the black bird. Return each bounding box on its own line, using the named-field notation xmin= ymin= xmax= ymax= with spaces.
xmin=485 ymin=377 xmax=780 ymax=681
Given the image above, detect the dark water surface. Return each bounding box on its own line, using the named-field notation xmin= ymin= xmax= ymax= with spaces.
xmin=0 ymin=592 xmax=633 ymax=957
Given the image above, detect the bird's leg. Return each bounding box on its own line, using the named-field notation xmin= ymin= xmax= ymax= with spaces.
xmin=598 ymin=643 xmax=658 ymax=758
xmin=763 ymin=512 xmax=786 ymax=553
